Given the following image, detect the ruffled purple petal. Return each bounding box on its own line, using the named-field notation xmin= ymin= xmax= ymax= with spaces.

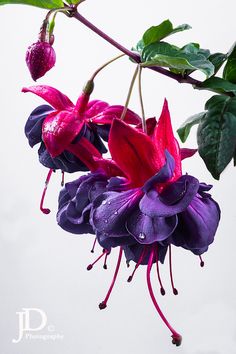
xmin=126 ymin=206 xmax=178 ymax=243
xmin=169 ymin=194 xmax=220 ymax=254
xmin=57 ymin=171 xmax=108 ymax=235
xmin=140 ymin=175 xmax=199 ymax=217
xmin=25 ymin=105 xmax=53 ymax=147
xmin=91 ymin=189 xmax=142 ymax=237
xmin=96 ymin=232 xmax=134 ymax=250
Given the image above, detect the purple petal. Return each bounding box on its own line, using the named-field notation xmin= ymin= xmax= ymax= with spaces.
xmin=170 ymin=194 xmax=220 ymax=253
xmin=140 ymin=175 xmax=199 ymax=217
xmin=91 ymin=189 xmax=142 ymax=237
xmin=126 ymin=207 xmax=178 ymax=243
xmin=123 ymin=244 xmax=168 ymax=265
xmin=97 ymin=232 xmax=134 ymax=250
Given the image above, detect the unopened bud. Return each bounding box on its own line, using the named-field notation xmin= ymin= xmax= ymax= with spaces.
xmin=26 ymin=41 xmax=56 ymax=81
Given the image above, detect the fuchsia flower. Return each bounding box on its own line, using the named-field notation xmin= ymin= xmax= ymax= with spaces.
xmin=22 ymin=84 xmax=140 ymax=161
xmin=56 ymin=99 xmax=220 ymax=346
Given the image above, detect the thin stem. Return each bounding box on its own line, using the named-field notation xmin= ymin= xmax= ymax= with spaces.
xmin=120 ymin=65 xmax=139 ymax=120
xmin=147 ymin=249 xmax=182 ymax=346
xmin=90 ymin=54 xmax=125 ymax=81
xmin=138 ymin=65 xmax=147 ymax=133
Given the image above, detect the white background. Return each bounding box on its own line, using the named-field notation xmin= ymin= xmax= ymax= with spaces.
xmin=0 ymin=0 xmax=236 ymax=353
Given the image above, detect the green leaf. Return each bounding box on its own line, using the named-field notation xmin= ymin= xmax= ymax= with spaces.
xmin=197 ymin=95 xmax=236 ymax=179
xmin=141 ymin=42 xmax=215 ymax=78
xmin=142 ymin=20 xmax=191 ymax=46
xmin=177 ymin=112 xmax=205 ymax=142
xmin=208 ymin=53 xmax=227 ymax=74
xmin=0 ymin=0 xmax=64 ymax=8
xmin=223 ymin=43 xmax=236 ymax=83
xmin=197 ymin=77 xmax=236 ymax=96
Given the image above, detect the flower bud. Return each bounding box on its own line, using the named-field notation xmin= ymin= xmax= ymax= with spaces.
xmin=26 ymin=41 xmax=56 ymax=81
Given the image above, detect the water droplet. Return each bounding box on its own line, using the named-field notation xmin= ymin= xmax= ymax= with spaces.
xmin=108 ymin=201 xmax=111 ymax=205
xmin=139 ymin=232 xmax=146 ymax=240
xmin=104 ymin=219 xmax=108 ymax=224
xmin=114 ymin=211 xmax=118 ymax=215
xmin=90 ymin=118 xmax=93 ymax=123
xmin=102 ymin=200 xmax=107 ymax=205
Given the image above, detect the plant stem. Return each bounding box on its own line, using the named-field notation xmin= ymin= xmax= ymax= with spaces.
xmin=138 ymin=65 xmax=147 ymax=133
xmin=72 ymin=11 xmax=201 ymax=86
xmin=89 ymin=54 xmax=125 ymax=81
xmin=120 ymin=65 xmax=139 ymax=120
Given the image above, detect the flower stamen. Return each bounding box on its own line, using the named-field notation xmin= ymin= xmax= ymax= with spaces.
xmin=199 ymin=255 xmax=205 ymax=267
xmin=99 ymin=247 xmax=123 ymax=310
xmin=169 ymin=245 xmax=178 ymax=295
xmin=127 ymin=246 xmax=146 ymax=282
xmin=40 ymin=168 xmax=54 ymax=214
xmin=155 ymin=247 xmax=166 ymax=296
xmin=146 ymin=248 xmax=182 ymax=346
xmin=87 ymin=249 xmax=107 ymax=270
xmin=90 ymin=237 xmax=97 ymax=253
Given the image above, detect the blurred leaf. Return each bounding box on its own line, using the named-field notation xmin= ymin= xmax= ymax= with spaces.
xmin=177 ymin=112 xmax=205 ymax=142
xmin=142 ymin=20 xmax=191 ymax=46
xmin=0 ymin=0 xmax=64 ymax=8
xmin=197 ymin=77 xmax=236 ymax=96
xmin=197 ymin=95 xmax=236 ymax=179
xmin=141 ymin=42 xmax=214 ymax=78
xmin=223 ymin=43 xmax=236 ymax=83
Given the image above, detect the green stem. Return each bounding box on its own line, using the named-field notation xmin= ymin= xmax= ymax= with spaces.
xmin=138 ymin=65 xmax=147 ymax=133
xmin=120 ymin=66 xmax=139 ymax=120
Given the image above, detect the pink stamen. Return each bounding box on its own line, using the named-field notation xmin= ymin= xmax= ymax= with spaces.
xmin=169 ymin=245 xmax=178 ymax=295
xmin=40 ymin=169 xmax=53 ymax=214
xmin=87 ymin=249 xmax=107 ymax=270
xmin=127 ymin=247 xmax=146 ymax=282
xmin=103 ymin=251 xmax=110 ymax=270
xmin=199 ymin=255 xmax=205 ymax=267
xmin=99 ymin=247 xmax=123 ymax=310
xmin=146 ymin=248 xmax=182 ymax=346
xmin=155 ymin=247 xmax=166 ymax=296
xmin=61 ymin=171 xmax=65 ymax=187
xmin=90 ymin=237 xmax=97 ymax=253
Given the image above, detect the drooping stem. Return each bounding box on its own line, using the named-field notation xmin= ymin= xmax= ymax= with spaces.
xmin=138 ymin=65 xmax=147 ymax=133
xmin=72 ymin=11 xmax=201 ymax=86
xmin=89 ymin=54 xmax=125 ymax=81
xmin=147 ymin=249 xmax=182 ymax=346
xmin=120 ymin=65 xmax=139 ymax=120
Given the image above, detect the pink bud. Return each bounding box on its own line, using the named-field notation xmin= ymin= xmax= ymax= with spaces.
xmin=26 ymin=41 xmax=56 ymax=81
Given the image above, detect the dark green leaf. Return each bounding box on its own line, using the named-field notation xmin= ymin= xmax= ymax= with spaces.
xmin=197 ymin=95 xmax=236 ymax=179
xmin=142 ymin=20 xmax=191 ymax=46
xmin=141 ymin=42 xmax=214 ymax=78
xmin=177 ymin=112 xmax=205 ymax=142
xmin=209 ymin=53 xmax=227 ymax=74
xmin=0 ymin=0 xmax=64 ymax=8
xmin=223 ymin=43 xmax=236 ymax=83
xmin=197 ymin=77 xmax=236 ymax=96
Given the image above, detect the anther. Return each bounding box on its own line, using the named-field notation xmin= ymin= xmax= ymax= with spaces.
xmin=199 ymin=255 xmax=205 ymax=267
xmin=87 ymin=249 xmax=106 ymax=271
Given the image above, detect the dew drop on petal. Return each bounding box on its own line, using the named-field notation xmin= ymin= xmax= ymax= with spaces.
xmin=138 ymin=232 xmax=146 ymax=240
xmin=108 ymin=201 xmax=111 ymax=205
xmin=104 ymin=220 xmax=108 ymax=224
xmin=114 ymin=211 xmax=118 ymax=215
xmin=102 ymin=200 xmax=107 ymax=205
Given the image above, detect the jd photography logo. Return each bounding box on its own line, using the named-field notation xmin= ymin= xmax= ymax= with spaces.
xmin=12 ymin=308 xmax=64 ymax=343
